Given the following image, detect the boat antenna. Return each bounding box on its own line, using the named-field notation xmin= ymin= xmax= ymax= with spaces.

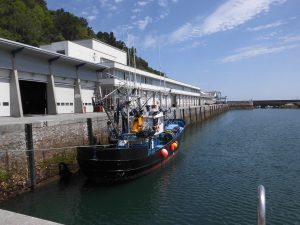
xmin=159 ymin=46 xmax=162 ymax=89
xmin=133 ymin=40 xmax=137 ymax=90
xmin=127 ymin=33 xmax=132 ymax=91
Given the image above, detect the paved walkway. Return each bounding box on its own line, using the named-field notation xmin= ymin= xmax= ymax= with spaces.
xmin=0 ymin=209 xmax=62 ymax=225
xmin=0 ymin=112 xmax=107 ymax=126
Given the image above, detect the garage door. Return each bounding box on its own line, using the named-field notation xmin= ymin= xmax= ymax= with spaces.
xmin=55 ymin=85 xmax=74 ymax=114
xmin=81 ymin=88 xmax=94 ymax=113
xmin=0 ymin=79 xmax=10 ymax=117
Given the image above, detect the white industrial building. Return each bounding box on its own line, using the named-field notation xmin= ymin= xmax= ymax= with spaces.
xmin=0 ymin=37 xmax=217 ymax=117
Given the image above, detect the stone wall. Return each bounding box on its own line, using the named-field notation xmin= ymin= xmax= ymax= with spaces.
xmin=0 ymin=116 xmax=108 ymax=202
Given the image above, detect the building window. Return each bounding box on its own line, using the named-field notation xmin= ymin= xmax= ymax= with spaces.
xmin=70 ymin=103 xmax=74 ymax=106
xmin=57 ymin=103 xmax=60 ymax=106
xmin=56 ymin=50 xmax=65 ymax=55
xmin=3 ymin=102 xmax=9 ymax=106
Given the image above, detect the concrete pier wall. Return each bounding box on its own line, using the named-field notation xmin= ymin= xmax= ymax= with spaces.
xmin=0 ymin=104 xmax=228 ymax=202
xmin=0 ymin=209 xmax=62 ymax=225
xmin=228 ymin=101 xmax=254 ymax=109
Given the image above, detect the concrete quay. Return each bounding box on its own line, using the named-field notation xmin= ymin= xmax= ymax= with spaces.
xmin=0 ymin=209 xmax=62 ymax=225
xmin=0 ymin=112 xmax=107 ymax=126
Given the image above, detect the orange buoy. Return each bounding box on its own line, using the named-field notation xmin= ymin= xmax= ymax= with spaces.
xmin=170 ymin=143 xmax=176 ymax=151
xmin=161 ymin=148 xmax=168 ymax=158
xmin=173 ymin=142 xmax=178 ymax=149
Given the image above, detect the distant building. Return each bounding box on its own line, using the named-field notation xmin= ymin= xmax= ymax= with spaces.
xmin=0 ymin=38 xmax=219 ymax=117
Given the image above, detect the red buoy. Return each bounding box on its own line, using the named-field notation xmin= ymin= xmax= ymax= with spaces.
xmin=161 ymin=148 xmax=168 ymax=158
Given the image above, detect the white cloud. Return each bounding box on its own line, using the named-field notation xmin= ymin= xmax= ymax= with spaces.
xmin=256 ymin=31 xmax=280 ymax=40
xmin=280 ymin=34 xmax=300 ymax=43
xmin=99 ymin=0 xmax=119 ymax=11
xmin=99 ymin=0 xmax=108 ymax=7
xmin=170 ymin=0 xmax=287 ymax=43
xmin=142 ymin=35 xmax=158 ymax=48
xmin=135 ymin=16 xmax=153 ymax=30
xmin=87 ymin=15 xmax=96 ymax=21
xmin=247 ymin=21 xmax=286 ymax=31
xmin=158 ymin=0 xmax=168 ymax=7
xmin=92 ymin=6 xmax=99 ymax=14
xmin=159 ymin=9 xmax=170 ymax=19
xmin=137 ymin=1 xmax=149 ymax=6
xmin=132 ymin=8 xmax=142 ymax=13
xmin=179 ymin=41 xmax=207 ymax=51
xmin=221 ymin=44 xmax=300 ymax=63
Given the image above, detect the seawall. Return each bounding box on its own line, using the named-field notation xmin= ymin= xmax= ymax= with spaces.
xmin=0 ymin=104 xmax=228 ymax=202
xmin=228 ymin=101 xmax=254 ymax=109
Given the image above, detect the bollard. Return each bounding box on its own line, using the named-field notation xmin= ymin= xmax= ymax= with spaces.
xmin=25 ymin=123 xmax=36 ymax=189
xmin=87 ymin=118 xmax=95 ymax=145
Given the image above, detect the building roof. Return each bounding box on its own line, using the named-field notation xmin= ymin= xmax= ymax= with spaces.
xmin=0 ymin=38 xmax=109 ymax=71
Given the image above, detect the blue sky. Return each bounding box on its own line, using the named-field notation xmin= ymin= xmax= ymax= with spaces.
xmin=46 ymin=0 xmax=300 ymax=100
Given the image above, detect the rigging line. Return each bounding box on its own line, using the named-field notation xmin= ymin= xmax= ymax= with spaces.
xmin=105 ymin=72 xmax=127 ymax=83
xmin=100 ymin=83 xmax=128 ymax=101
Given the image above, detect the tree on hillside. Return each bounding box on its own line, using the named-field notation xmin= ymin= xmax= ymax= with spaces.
xmin=96 ymin=31 xmax=126 ymax=50
xmin=0 ymin=0 xmax=61 ymax=46
xmin=52 ymin=9 xmax=94 ymax=41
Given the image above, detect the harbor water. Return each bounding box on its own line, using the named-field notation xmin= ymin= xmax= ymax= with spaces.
xmin=1 ymin=109 xmax=300 ymax=225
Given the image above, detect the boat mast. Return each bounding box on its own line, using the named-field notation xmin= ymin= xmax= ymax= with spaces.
xmin=133 ymin=44 xmax=137 ymax=89
xmin=126 ymin=34 xmax=132 ymax=134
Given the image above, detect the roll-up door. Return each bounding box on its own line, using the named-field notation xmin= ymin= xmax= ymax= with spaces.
xmin=55 ymin=85 xmax=75 ymax=114
xmin=18 ymin=71 xmax=48 ymax=82
xmin=0 ymin=79 xmax=10 ymax=116
xmin=81 ymin=81 xmax=95 ymax=113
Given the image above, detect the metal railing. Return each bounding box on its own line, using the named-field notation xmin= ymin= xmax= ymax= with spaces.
xmin=257 ymin=185 xmax=266 ymax=225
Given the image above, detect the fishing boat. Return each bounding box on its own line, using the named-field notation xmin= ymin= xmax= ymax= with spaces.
xmin=77 ymin=103 xmax=185 ymax=182
xmin=77 ymin=90 xmax=185 ymax=183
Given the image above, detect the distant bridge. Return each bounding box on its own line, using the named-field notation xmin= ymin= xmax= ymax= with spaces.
xmin=253 ymin=100 xmax=300 ymax=108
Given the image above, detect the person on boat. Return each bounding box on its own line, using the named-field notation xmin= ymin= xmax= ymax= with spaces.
xmin=131 ymin=109 xmax=143 ymax=133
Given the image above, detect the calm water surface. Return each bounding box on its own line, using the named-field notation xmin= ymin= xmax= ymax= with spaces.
xmin=1 ymin=109 xmax=300 ymax=225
